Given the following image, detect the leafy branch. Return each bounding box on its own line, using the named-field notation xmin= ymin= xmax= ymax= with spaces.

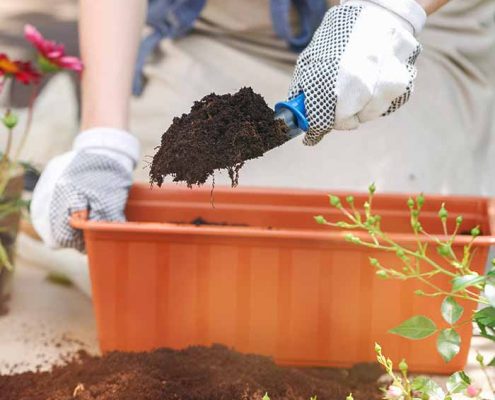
xmin=375 ymin=343 xmax=479 ymax=400
xmin=315 ymin=184 xmax=495 ymax=363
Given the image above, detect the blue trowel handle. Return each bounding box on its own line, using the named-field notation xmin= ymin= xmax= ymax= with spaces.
xmin=274 ymin=93 xmax=309 ymax=139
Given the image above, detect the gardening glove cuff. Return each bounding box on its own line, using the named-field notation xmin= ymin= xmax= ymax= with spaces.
xmin=288 ymin=0 xmax=424 ymax=145
xmin=341 ymin=0 xmax=427 ymax=35
xmin=73 ymin=127 xmax=140 ymax=170
xmin=31 ymin=128 xmax=139 ymax=251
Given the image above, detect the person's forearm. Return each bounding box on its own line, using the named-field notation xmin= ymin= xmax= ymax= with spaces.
xmin=80 ymin=0 xmax=146 ymax=131
xmin=415 ymin=0 xmax=450 ymax=14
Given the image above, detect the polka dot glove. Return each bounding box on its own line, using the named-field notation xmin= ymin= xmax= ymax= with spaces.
xmin=288 ymin=0 xmax=426 ymax=145
xmin=31 ymin=128 xmax=140 ymax=252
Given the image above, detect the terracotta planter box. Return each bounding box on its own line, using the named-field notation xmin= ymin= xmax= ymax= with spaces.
xmin=74 ymin=184 xmax=495 ymax=374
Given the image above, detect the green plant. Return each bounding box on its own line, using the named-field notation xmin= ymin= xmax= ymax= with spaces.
xmin=374 ymin=343 xmax=482 ymax=400
xmin=0 ymin=25 xmax=82 ymax=270
xmin=316 ymin=185 xmax=495 ymax=399
xmin=315 ymin=184 xmax=495 ymax=362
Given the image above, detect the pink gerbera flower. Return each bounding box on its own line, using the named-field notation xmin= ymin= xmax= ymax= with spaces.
xmin=24 ymin=24 xmax=83 ymax=73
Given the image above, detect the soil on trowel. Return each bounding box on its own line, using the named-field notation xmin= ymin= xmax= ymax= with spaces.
xmin=0 ymin=345 xmax=383 ymax=400
xmin=150 ymin=87 xmax=290 ymax=188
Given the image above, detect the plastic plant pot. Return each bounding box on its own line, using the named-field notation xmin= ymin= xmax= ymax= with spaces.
xmin=72 ymin=183 xmax=495 ymax=374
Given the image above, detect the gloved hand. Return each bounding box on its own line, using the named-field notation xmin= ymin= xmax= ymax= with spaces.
xmin=31 ymin=128 xmax=140 ymax=251
xmin=289 ymin=0 xmax=426 ymax=145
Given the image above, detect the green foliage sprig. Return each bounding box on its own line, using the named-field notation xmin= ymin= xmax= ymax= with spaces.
xmin=315 ymin=184 xmax=495 ymax=363
xmin=375 ymin=343 xmax=480 ymax=400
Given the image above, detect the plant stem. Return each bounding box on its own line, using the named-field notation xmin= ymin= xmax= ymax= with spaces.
xmin=0 ymin=113 xmax=15 ymax=196
xmin=351 ymin=234 xmax=458 ymax=279
xmin=1 ymin=125 xmax=13 ymax=165
xmin=340 ymin=205 xmax=458 ymax=278
xmin=332 ymin=201 xmax=489 ymax=305
xmin=351 ymin=238 xmax=486 ymax=302
xmin=479 ymin=356 xmax=495 ymax=395
xmin=378 ymin=231 xmax=457 ymax=278
xmin=0 ymin=164 xmax=13 ymax=199
xmin=14 ymin=82 xmax=39 ymax=162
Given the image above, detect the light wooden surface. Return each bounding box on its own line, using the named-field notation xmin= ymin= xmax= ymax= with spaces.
xmin=0 ymin=240 xmax=98 ymax=374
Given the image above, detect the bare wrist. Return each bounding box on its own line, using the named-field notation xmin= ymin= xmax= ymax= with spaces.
xmin=414 ymin=0 xmax=450 ymax=15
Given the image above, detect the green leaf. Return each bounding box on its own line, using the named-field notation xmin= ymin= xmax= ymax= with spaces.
xmin=474 ymin=307 xmax=495 ymax=328
xmin=411 ymin=376 xmax=445 ymax=399
xmin=389 ymin=316 xmax=437 ymax=340
xmin=451 ymin=274 xmax=485 ymax=292
xmin=488 ymin=357 xmax=495 ymax=367
xmin=437 ymin=328 xmax=461 ymax=362
xmin=441 ymin=297 xmax=464 ymax=325
xmin=446 ymin=371 xmax=470 ymax=393
xmin=46 ymin=272 xmax=73 ymax=287
xmin=19 ymin=160 xmax=39 ymax=172
xmin=0 ymin=243 xmax=13 ymax=271
xmin=473 ymin=307 xmax=495 ymax=341
xmin=458 ymin=371 xmax=471 ymax=383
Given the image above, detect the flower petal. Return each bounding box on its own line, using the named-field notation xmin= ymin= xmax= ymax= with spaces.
xmin=24 ymin=24 xmax=44 ymax=47
xmin=58 ymin=56 xmax=84 ymax=72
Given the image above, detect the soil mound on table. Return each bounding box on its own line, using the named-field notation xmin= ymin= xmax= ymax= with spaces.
xmin=150 ymin=87 xmax=290 ymax=187
xmin=0 ymin=345 xmax=382 ymax=400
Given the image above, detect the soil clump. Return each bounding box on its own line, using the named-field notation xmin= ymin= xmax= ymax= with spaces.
xmin=150 ymin=88 xmax=290 ymax=187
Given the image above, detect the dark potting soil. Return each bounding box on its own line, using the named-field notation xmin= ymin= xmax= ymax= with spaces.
xmin=0 ymin=345 xmax=383 ymax=400
xmin=190 ymin=217 xmax=248 ymax=227
xmin=150 ymin=87 xmax=290 ymax=188
xmin=170 ymin=218 xmax=247 ymax=227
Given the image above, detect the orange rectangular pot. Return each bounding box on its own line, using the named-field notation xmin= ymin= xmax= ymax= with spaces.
xmin=73 ymin=184 xmax=495 ymax=374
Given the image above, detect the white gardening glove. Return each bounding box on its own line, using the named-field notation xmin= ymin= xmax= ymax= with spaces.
xmin=289 ymin=0 xmax=426 ymax=145
xmin=31 ymin=128 xmax=140 ymax=251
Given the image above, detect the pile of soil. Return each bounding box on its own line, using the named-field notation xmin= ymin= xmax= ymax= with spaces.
xmin=150 ymin=87 xmax=290 ymax=187
xmin=0 ymin=345 xmax=383 ymax=400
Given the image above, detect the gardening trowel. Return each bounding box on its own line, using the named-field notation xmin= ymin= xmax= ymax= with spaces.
xmin=274 ymin=93 xmax=309 ymax=139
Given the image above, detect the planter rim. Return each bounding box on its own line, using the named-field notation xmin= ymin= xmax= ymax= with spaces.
xmin=72 ymin=219 xmax=495 ymax=246
xmin=71 ymin=183 xmax=495 ymax=246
